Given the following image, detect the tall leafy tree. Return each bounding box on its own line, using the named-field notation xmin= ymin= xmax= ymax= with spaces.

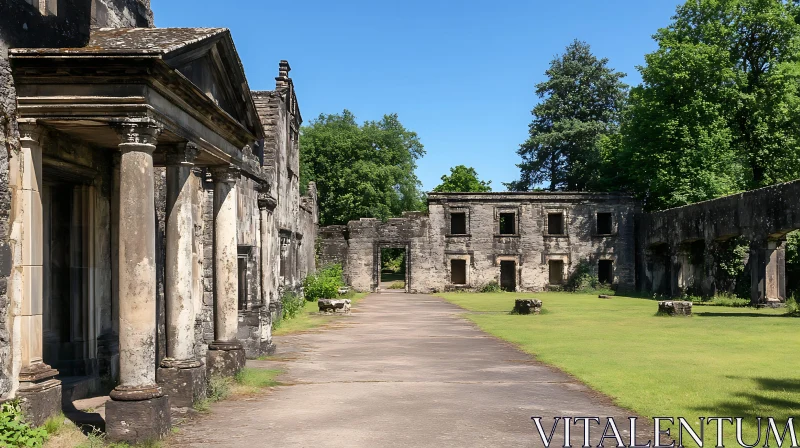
xmin=507 ymin=40 xmax=628 ymax=192
xmin=432 ymin=165 xmax=492 ymax=192
xmin=299 ymin=110 xmax=425 ymax=226
xmin=620 ymin=0 xmax=800 ymax=210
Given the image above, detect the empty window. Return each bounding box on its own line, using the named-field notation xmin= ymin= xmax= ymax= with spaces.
xmin=548 ymin=260 xmax=564 ymax=285
xmin=597 ymin=213 xmax=613 ymax=235
xmin=450 ymin=212 xmax=467 ymax=235
xmin=499 ymin=213 xmax=516 ymax=235
xmin=547 ymin=213 xmax=564 ymax=235
xmin=450 ymin=259 xmax=467 ymax=285
xmin=598 ymin=260 xmax=613 ymax=284
xmin=238 ymin=254 xmax=248 ymax=311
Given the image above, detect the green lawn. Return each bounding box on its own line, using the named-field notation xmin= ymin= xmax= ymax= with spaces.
xmin=436 ymin=291 xmax=798 ymax=445
xmin=273 ymin=292 xmax=368 ymax=336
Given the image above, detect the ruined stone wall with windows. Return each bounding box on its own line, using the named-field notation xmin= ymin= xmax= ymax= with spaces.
xmin=318 ymin=193 xmax=637 ymax=293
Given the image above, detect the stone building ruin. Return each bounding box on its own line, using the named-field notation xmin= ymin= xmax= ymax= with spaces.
xmin=1 ymin=0 xmax=317 ymax=442
xmin=320 ymin=186 xmax=796 ymax=307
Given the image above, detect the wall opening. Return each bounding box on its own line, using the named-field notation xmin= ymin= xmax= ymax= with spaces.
xmin=237 ymin=250 xmax=249 ymax=311
xmin=547 ymin=213 xmax=564 ymax=235
xmin=597 ymin=213 xmax=613 ymax=235
xmin=380 ymin=247 xmax=407 ymax=291
xmin=548 ymin=260 xmax=564 ymax=285
xmin=499 ymin=213 xmax=516 ymax=235
xmin=500 ymin=260 xmax=516 ymax=291
xmin=450 ymin=259 xmax=467 ymax=285
xmin=598 ymin=259 xmax=613 ymax=284
xmin=43 ymin=183 xmax=92 ymax=376
xmin=450 ymin=212 xmax=467 ymax=235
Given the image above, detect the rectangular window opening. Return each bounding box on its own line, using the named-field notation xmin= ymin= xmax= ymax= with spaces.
xmin=549 ymin=260 xmax=564 ymax=285
xmin=450 ymin=259 xmax=467 ymax=285
xmin=598 ymin=260 xmax=614 ymax=284
xmin=450 ymin=212 xmax=467 ymax=235
xmin=499 ymin=213 xmax=516 ymax=235
xmin=547 ymin=213 xmax=564 ymax=235
xmin=238 ymin=254 xmax=248 ymax=311
xmin=597 ymin=213 xmax=613 ymax=235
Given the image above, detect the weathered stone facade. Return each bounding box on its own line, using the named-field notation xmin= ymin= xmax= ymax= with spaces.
xmin=0 ymin=0 xmax=316 ymax=441
xmin=320 ymin=193 xmax=638 ymax=293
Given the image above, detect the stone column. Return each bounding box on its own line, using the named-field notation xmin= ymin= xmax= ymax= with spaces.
xmin=750 ymin=238 xmax=786 ymax=307
xmin=15 ymin=122 xmax=61 ymax=426
xmin=701 ymin=238 xmax=718 ymax=298
xmin=669 ymin=245 xmax=681 ymax=298
xmin=206 ymin=165 xmax=245 ymax=377
xmin=258 ymin=184 xmax=277 ymax=356
xmin=156 ymin=143 xmax=206 ymax=408
xmin=105 ymin=121 xmax=171 ymax=443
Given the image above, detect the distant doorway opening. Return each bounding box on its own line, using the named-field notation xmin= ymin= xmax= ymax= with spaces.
xmin=500 ymin=260 xmax=516 ymax=292
xmin=379 ymin=247 xmax=407 ymax=292
xmin=598 ymin=260 xmax=614 ymax=285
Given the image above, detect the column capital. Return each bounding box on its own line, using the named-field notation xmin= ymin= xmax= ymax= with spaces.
xmin=209 ymin=165 xmax=240 ymax=184
xmin=257 ymin=182 xmax=277 ymax=211
xmin=17 ymin=120 xmax=44 ymax=145
xmin=166 ymin=142 xmax=199 ymax=166
xmin=113 ymin=120 xmax=162 ymax=147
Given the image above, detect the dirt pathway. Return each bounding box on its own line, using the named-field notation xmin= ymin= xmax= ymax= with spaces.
xmin=172 ymin=293 xmax=651 ymax=447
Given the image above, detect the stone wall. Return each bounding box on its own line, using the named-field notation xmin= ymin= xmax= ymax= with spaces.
xmin=91 ymin=0 xmax=153 ymax=28
xmin=319 ymin=193 xmax=638 ymax=294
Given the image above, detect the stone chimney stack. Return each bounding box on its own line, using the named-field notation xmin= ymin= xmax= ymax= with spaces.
xmin=275 ymin=60 xmax=291 ymax=90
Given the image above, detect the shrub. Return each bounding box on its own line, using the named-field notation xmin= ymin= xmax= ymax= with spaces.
xmin=207 ymin=375 xmax=232 ymax=402
xmin=281 ymin=291 xmax=305 ymax=320
xmin=787 ymin=294 xmax=799 ymax=316
xmin=479 ymin=281 xmax=502 ymax=293
xmin=0 ymin=401 xmax=47 ymax=448
xmin=566 ymin=261 xmax=600 ymax=292
xmin=303 ymin=264 xmax=345 ymax=302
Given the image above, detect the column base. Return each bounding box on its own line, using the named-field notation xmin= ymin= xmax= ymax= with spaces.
xmin=206 ymin=341 xmax=245 ymax=378
xmin=157 ymin=359 xmax=206 ymax=408
xmin=106 ymin=394 xmax=171 ymax=443
xmin=17 ymin=363 xmax=61 ymax=427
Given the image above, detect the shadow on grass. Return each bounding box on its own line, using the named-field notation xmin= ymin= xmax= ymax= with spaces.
xmin=690 ymin=376 xmax=800 ymax=419
xmin=693 ymin=312 xmax=794 ymax=318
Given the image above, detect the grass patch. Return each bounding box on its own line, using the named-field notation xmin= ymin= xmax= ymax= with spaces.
xmin=436 ymin=291 xmax=798 ymax=446
xmin=273 ymin=292 xmax=368 ymax=336
xmin=387 ymin=281 xmax=405 ymax=289
xmin=231 ymin=368 xmax=282 ymax=396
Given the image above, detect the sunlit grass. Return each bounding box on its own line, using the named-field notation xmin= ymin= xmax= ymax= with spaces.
xmin=437 ymin=291 xmax=798 ymax=446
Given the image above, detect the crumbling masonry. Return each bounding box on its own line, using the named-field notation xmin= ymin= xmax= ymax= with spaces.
xmin=320 ymin=186 xmax=797 ymax=306
xmin=0 ymin=0 xmax=316 ymax=442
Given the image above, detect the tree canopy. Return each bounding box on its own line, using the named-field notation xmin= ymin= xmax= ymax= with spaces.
xmin=618 ymin=0 xmax=800 ymax=210
xmin=299 ymin=110 xmax=425 ymax=226
xmin=432 ymin=165 xmax=492 ymax=193
xmin=507 ymin=40 xmax=628 ymax=192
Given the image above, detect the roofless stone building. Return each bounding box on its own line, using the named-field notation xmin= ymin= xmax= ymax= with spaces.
xmin=1 ymin=0 xmax=317 ymax=441
xmin=320 ymin=186 xmax=795 ymax=307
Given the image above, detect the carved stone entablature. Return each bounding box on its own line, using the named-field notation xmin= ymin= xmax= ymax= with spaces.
xmin=209 ymin=164 xmax=240 ymax=184
xmin=17 ymin=120 xmax=44 ymax=146
xmin=113 ymin=120 xmax=163 ymax=147
xmin=165 ymin=142 xmax=199 ymax=166
xmin=258 ymin=191 xmax=278 ymax=211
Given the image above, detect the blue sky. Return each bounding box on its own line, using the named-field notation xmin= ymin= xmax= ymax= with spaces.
xmin=153 ymin=0 xmax=681 ymax=192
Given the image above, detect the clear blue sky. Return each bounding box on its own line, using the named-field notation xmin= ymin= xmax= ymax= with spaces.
xmin=153 ymin=0 xmax=681 ymax=192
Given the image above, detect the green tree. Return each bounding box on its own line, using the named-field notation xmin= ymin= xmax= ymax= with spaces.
xmin=299 ymin=110 xmax=425 ymax=226
xmin=432 ymin=165 xmax=492 ymax=193
xmin=619 ymin=0 xmax=800 ymax=210
xmin=507 ymin=40 xmax=628 ymax=192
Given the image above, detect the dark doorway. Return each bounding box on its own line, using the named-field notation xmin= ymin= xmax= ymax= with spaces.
xmin=450 ymin=259 xmax=467 ymax=285
xmin=500 ymin=261 xmax=516 ymax=292
xmin=598 ymin=260 xmax=613 ymax=284
xmin=42 ymin=183 xmax=90 ymax=376
xmin=549 ymin=260 xmax=564 ymax=285
xmin=380 ymin=247 xmax=407 ymax=291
